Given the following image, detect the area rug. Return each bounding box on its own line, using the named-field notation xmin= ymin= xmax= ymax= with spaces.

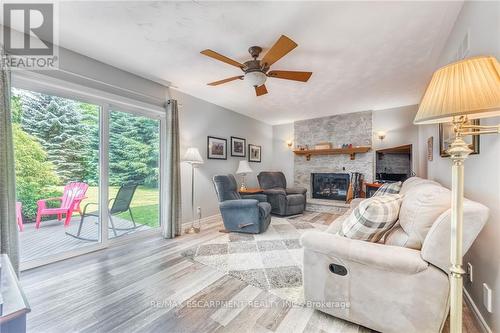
xmin=181 ymin=212 xmax=340 ymax=305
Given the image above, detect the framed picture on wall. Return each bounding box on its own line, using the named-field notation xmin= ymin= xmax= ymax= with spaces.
xmin=230 ymin=136 xmax=246 ymax=157
xmin=439 ymin=119 xmax=480 ymax=157
xmin=207 ymin=136 xmax=227 ymax=160
xmin=248 ymin=144 xmax=261 ymax=162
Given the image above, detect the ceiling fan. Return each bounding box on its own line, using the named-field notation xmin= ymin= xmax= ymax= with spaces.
xmin=201 ymin=35 xmax=312 ymax=96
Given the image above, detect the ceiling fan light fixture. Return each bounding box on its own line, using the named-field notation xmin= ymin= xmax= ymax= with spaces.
xmin=201 ymin=35 xmax=311 ymax=96
xmin=245 ymin=71 xmax=267 ymax=87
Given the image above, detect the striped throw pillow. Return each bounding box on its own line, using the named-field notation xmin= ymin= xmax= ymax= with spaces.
xmin=373 ymin=181 xmax=402 ymax=196
xmin=339 ymin=194 xmax=402 ymax=242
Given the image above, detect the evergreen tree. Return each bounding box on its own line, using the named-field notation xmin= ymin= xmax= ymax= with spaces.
xmin=109 ymin=112 xmax=159 ymax=187
xmin=79 ymin=102 xmax=100 ymax=185
xmin=13 ymin=88 xmax=159 ymax=189
xmin=17 ymin=89 xmax=91 ymax=183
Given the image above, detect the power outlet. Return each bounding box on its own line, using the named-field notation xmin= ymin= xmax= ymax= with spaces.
xmin=467 ymin=262 xmax=473 ymax=283
xmin=196 ymin=207 xmax=202 ymax=219
xmin=483 ymin=283 xmax=493 ymax=313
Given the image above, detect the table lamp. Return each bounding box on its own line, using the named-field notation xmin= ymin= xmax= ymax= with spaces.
xmin=414 ymin=55 xmax=500 ymax=333
xmin=182 ymin=147 xmax=204 ymax=234
xmin=236 ymin=160 xmax=253 ymax=191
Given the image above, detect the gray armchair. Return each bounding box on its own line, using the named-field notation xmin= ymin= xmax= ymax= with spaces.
xmin=257 ymin=172 xmax=307 ymax=216
xmin=213 ymin=174 xmax=271 ymax=234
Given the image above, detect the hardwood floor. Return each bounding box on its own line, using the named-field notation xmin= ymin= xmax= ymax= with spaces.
xmin=20 ymin=215 xmax=482 ymax=333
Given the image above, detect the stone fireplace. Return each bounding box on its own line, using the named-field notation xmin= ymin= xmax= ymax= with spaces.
xmin=294 ymin=110 xmax=374 ymax=199
xmin=311 ymin=173 xmax=350 ymax=201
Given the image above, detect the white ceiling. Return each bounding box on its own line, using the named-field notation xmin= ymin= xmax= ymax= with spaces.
xmin=57 ymin=1 xmax=463 ymax=125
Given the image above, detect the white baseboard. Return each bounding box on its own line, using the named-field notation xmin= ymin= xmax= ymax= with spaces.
xmin=463 ymin=287 xmax=492 ymax=333
xmin=181 ymin=213 xmax=221 ymax=229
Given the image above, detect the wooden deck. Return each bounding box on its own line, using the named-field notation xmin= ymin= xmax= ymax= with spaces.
xmin=20 ymin=214 xmax=481 ymax=333
xmin=19 ymin=215 xmax=151 ymax=262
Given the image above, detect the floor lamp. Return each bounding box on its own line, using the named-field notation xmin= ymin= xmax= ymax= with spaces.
xmin=414 ymin=56 xmax=500 ymax=333
xmin=182 ymin=147 xmax=204 ymax=234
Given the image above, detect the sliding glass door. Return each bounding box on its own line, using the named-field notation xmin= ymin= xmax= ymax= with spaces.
xmin=12 ymin=88 xmax=102 ymax=263
xmin=12 ymin=81 xmax=165 ymax=269
xmin=107 ymin=109 xmax=160 ymax=239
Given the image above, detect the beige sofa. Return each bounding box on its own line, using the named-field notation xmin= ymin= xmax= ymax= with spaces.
xmin=300 ymin=177 xmax=489 ymax=333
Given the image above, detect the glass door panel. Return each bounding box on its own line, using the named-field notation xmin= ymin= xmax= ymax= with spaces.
xmin=12 ymin=88 xmax=102 ymax=263
xmin=107 ymin=110 xmax=160 ymax=239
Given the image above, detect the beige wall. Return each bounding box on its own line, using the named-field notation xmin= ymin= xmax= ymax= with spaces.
xmin=417 ymin=1 xmax=500 ymax=331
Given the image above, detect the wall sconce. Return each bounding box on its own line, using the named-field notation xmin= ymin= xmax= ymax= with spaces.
xmin=286 ymin=140 xmax=293 ymax=148
xmin=376 ymin=131 xmax=386 ymax=140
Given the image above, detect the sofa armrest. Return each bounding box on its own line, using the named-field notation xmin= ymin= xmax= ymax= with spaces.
xmin=219 ymin=199 xmax=258 ymax=209
xmin=286 ymin=187 xmax=307 ymax=195
xmin=262 ymin=188 xmax=286 ymax=196
xmin=300 ymin=231 xmax=428 ymax=274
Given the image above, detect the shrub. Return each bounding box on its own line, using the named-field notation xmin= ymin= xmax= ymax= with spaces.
xmin=13 ymin=124 xmax=61 ymax=220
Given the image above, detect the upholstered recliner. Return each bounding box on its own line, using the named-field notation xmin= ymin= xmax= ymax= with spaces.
xmin=257 ymin=172 xmax=307 ymax=216
xmin=213 ymin=174 xmax=271 ymax=234
xmin=301 ymin=177 xmax=489 ymax=333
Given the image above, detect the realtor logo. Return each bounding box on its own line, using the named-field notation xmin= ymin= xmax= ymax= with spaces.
xmin=4 ymin=4 xmax=54 ymax=55
xmin=1 ymin=2 xmax=58 ymax=69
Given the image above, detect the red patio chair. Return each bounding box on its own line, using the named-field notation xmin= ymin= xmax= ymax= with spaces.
xmin=16 ymin=202 xmax=24 ymax=232
xmin=35 ymin=182 xmax=89 ymax=229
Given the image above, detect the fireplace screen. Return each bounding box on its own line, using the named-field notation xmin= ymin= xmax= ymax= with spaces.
xmin=311 ymin=173 xmax=350 ymax=200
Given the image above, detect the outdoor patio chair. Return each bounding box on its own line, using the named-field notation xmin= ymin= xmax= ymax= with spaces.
xmin=16 ymin=202 xmax=24 ymax=232
xmin=66 ymin=183 xmax=139 ymax=241
xmin=35 ymin=182 xmax=89 ymax=229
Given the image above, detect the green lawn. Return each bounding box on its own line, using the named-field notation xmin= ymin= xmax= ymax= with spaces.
xmin=62 ymin=186 xmax=160 ymax=227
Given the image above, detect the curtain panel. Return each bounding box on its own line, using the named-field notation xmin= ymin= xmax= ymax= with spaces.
xmin=0 ymin=51 xmax=20 ymax=274
xmin=161 ymin=99 xmax=182 ymax=238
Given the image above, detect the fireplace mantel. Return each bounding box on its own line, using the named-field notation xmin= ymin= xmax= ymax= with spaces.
xmin=293 ymin=146 xmax=371 ymax=161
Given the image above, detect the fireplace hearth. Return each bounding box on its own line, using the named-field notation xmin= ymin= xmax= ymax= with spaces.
xmin=311 ymin=173 xmax=350 ymax=201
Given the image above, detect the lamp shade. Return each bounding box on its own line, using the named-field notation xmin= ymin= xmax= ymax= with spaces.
xmin=236 ymin=160 xmax=253 ymax=174
xmin=183 ymin=147 xmax=204 ymax=164
xmin=414 ymin=56 xmax=500 ymax=125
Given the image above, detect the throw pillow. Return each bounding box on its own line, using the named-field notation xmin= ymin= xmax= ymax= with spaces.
xmin=339 ymin=194 xmax=402 ymax=242
xmin=373 ymin=181 xmax=402 ymax=196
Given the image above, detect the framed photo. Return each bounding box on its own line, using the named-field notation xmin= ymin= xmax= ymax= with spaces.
xmin=207 ymin=136 xmax=227 ymax=160
xmin=248 ymin=144 xmax=261 ymax=162
xmin=439 ymin=119 xmax=480 ymax=157
xmin=230 ymin=136 xmax=246 ymax=157
xmin=427 ymin=136 xmax=433 ymax=161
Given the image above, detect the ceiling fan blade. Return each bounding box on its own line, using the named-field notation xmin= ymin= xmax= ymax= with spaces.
xmin=200 ymin=49 xmax=244 ymax=68
xmin=207 ymin=76 xmax=244 ymax=86
xmin=261 ymin=35 xmax=298 ymax=67
xmin=255 ymin=84 xmax=268 ymax=96
xmin=267 ymin=70 xmax=312 ymax=82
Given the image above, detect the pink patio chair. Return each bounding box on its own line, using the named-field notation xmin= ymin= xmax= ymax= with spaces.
xmin=16 ymin=202 xmax=24 ymax=232
xmin=35 ymin=182 xmax=89 ymax=229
